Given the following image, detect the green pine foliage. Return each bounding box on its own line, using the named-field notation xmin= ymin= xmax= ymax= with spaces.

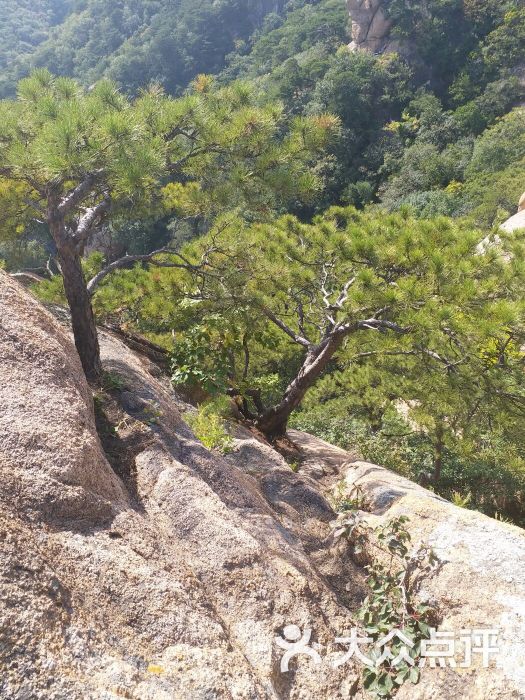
xmin=87 ymin=206 xmax=525 ymax=520
xmin=2 ymin=3 xmax=525 ymax=523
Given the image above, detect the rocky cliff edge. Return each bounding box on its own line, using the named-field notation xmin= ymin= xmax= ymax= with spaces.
xmin=1 ymin=270 xmax=524 ymax=699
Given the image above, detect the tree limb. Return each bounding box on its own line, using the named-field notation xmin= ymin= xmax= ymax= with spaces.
xmin=261 ymin=307 xmax=311 ymax=347
xmin=58 ymin=171 xmax=104 ymax=217
xmin=333 ymin=276 xmax=356 ymax=310
xmin=86 ymin=247 xmax=195 ymax=295
xmin=353 ymin=318 xmax=411 ymax=334
xmin=72 ymin=194 xmax=111 ymax=249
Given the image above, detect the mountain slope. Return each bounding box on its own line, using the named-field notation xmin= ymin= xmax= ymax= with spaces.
xmin=2 ymin=269 xmax=525 ymax=699
xmin=0 ymin=0 xmax=69 ymax=72
xmin=0 ymin=0 xmax=296 ymax=96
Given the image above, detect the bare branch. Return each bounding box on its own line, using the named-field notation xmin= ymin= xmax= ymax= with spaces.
xmin=242 ymin=334 xmax=250 ymax=381
xmin=46 ymin=257 xmax=57 ymax=278
xmin=296 ymin=300 xmax=306 ymax=340
xmin=23 ymin=198 xmax=45 ymax=215
xmin=352 ymin=318 xmax=410 ymax=334
xmin=349 ymin=346 xmax=468 ymax=371
xmin=86 ymin=247 xmax=194 ymax=295
xmin=167 ymin=145 xmax=225 ymax=172
xmin=261 ymin=307 xmax=311 ymax=348
xmin=58 ymin=171 xmax=104 ymax=217
xmin=320 ymin=263 xmax=333 ymax=310
xmin=72 ymin=194 xmax=111 ymax=248
xmin=333 ymin=276 xmax=356 ymax=310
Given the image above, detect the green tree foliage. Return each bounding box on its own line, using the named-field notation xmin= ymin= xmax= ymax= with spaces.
xmin=91 ymin=207 xmax=525 ymax=445
xmin=0 ymin=69 xmax=335 ymax=379
xmin=0 ymin=1 xmax=68 ymax=72
xmin=222 ymin=0 xmax=524 ymax=208
xmin=381 ymin=106 xmax=525 ymax=226
xmin=3 ymin=1 xmax=525 ymax=524
xmin=222 ymin=0 xmax=347 ymax=82
xmin=3 ymin=1 xmax=524 ymax=213
xmin=0 ymin=0 xmax=298 ymax=97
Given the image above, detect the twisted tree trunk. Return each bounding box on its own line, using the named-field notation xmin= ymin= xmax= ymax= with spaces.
xmin=48 ymin=200 xmax=103 ymax=382
xmin=433 ymin=422 xmax=445 ymax=485
xmin=255 ymin=333 xmax=345 ymax=440
xmin=57 ymin=243 xmax=102 ymax=382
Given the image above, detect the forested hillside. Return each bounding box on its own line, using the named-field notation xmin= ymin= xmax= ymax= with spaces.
xmin=0 ymin=0 xmax=293 ymax=96
xmin=223 ymin=0 xmax=525 ymax=213
xmin=1 ymin=0 xmax=525 ymax=530
xmin=0 ymin=0 xmax=69 ymax=74
xmin=3 ymin=1 xmax=524 ymax=217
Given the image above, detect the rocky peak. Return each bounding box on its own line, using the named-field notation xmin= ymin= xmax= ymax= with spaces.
xmin=346 ymin=0 xmax=394 ymax=54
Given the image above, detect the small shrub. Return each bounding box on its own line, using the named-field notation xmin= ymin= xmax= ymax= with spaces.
xmin=102 ymin=371 xmax=126 ymax=392
xmin=451 ymin=490 xmax=472 ymax=508
xmin=334 ymin=514 xmax=439 ymax=699
xmin=141 ymin=401 xmax=163 ymax=426
xmin=288 ymin=459 xmax=300 ymax=473
xmin=332 ymin=480 xmax=370 ymax=513
xmin=185 ymin=397 xmax=233 ymax=454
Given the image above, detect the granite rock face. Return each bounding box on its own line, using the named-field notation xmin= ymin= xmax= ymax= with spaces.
xmin=1 ymin=270 xmax=525 ymax=699
xmin=346 ymin=0 xmax=394 ymax=53
xmin=501 ymin=190 xmax=525 ymax=233
xmin=0 ymin=271 xmax=361 ymax=699
xmin=343 ymin=462 xmax=525 ymax=699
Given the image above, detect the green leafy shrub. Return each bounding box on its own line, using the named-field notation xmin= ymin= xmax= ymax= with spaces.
xmin=335 ymin=513 xmax=438 ymax=698
xmin=185 ymin=397 xmax=233 ymax=454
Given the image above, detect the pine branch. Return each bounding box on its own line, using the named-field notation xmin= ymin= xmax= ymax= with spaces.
xmin=261 ymin=307 xmax=311 ymax=348
xmin=58 ymin=171 xmax=104 ymax=216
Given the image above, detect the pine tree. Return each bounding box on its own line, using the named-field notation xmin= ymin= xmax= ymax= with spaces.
xmin=0 ymin=69 xmax=335 ymax=380
xmin=172 ymin=207 xmax=525 ymax=438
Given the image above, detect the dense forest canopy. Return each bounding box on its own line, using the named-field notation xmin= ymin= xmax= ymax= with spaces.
xmin=2 ymin=1 xmax=524 ymax=215
xmin=0 ymin=0 xmax=296 ymax=96
xmin=1 ymin=0 xmax=525 ymax=525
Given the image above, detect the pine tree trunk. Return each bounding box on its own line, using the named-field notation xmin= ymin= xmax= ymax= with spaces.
xmin=255 ymin=333 xmax=344 ymax=440
xmin=433 ymin=423 xmax=445 ymax=485
xmin=57 ymin=244 xmax=102 ymax=382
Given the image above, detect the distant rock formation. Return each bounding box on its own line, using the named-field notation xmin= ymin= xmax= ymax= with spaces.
xmin=501 ymin=191 xmax=525 ymax=232
xmin=346 ymin=0 xmax=394 ymax=53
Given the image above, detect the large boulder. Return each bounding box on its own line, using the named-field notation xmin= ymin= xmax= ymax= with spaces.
xmin=501 ymin=192 xmax=525 ymax=233
xmin=346 ymin=0 xmax=394 ymax=53
xmin=1 ymin=270 xmax=525 ymax=699
xmin=0 ymin=271 xmax=362 ymax=699
xmin=501 ymin=209 xmax=525 ymax=233
xmin=341 ymin=461 xmax=525 ymax=699
xmin=0 ymin=272 xmax=126 ymax=524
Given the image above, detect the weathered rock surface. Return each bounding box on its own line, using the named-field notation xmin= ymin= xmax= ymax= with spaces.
xmin=1 ymin=270 xmax=525 ymax=699
xmin=501 ymin=191 xmax=525 ymax=233
xmin=343 ymin=463 xmax=525 ymax=699
xmin=0 ymin=271 xmax=362 ymax=699
xmin=0 ymin=272 xmax=126 ymax=525
xmin=501 ymin=209 xmax=525 ymax=233
xmin=346 ymin=0 xmax=393 ymax=54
